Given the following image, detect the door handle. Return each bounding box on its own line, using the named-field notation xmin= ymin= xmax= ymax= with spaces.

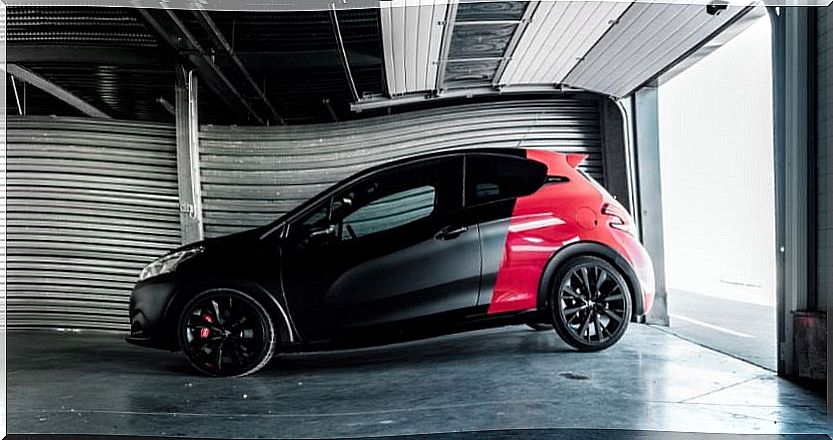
xmin=435 ymin=225 xmax=468 ymax=240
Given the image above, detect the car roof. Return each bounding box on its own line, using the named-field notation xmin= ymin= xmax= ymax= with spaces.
xmin=365 ymin=147 xmax=527 ymax=172
xmin=264 ymin=148 xmax=535 ymax=233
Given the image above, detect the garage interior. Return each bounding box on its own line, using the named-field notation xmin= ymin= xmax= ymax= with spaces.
xmin=2 ymin=1 xmax=830 ymax=438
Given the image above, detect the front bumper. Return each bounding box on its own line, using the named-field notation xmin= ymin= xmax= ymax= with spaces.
xmin=127 ymin=276 xmax=179 ymax=351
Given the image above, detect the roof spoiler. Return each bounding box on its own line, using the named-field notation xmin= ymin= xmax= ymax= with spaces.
xmin=565 ymin=153 xmax=588 ymax=168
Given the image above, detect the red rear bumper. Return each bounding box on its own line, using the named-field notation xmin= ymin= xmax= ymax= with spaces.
xmin=614 ymin=232 xmax=655 ymax=316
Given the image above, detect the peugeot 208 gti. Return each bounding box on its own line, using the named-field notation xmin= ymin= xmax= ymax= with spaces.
xmin=127 ymin=149 xmax=655 ymax=376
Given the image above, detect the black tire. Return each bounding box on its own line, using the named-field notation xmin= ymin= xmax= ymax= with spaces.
xmin=550 ymin=256 xmax=632 ymax=351
xmin=526 ymin=322 xmax=553 ymax=331
xmin=178 ymin=288 xmax=277 ymax=377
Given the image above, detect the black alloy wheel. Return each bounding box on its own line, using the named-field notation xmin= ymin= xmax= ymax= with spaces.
xmin=550 ymin=256 xmax=631 ymax=351
xmin=178 ymin=289 xmax=276 ymax=377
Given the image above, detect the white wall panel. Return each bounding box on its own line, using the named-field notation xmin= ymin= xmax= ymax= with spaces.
xmin=381 ymin=1 xmax=449 ymax=95
xmin=564 ymin=3 xmax=749 ymax=97
xmin=500 ymin=1 xmax=630 ymax=86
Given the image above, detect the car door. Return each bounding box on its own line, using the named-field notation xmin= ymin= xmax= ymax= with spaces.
xmin=280 ymin=155 xmax=481 ymax=339
xmin=461 ymin=153 xmax=548 ymax=307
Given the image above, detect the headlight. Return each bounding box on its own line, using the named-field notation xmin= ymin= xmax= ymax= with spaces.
xmin=139 ymin=247 xmax=203 ymax=282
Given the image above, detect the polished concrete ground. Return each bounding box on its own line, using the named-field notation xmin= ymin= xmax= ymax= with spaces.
xmin=667 ymin=289 xmax=777 ymax=370
xmin=4 ymin=431 xmax=831 ymax=440
xmin=6 ymin=324 xmax=827 ymax=438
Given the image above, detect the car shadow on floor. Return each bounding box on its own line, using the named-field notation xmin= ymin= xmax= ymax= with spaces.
xmin=262 ymin=326 xmax=574 ymax=373
xmin=8 ymin=325 xmax=577 ymax=378
xmin=154 ymin=325 xmax=575 ymax=375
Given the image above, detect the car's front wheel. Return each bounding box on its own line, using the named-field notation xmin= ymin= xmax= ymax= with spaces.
xmin=178 ymin=288 xmax=276 ymax=377
xmin=550 ymin=256 xmax=632 ymax=351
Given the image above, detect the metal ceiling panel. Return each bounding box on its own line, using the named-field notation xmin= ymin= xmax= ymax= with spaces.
xmin=499 ymin=1 xmax=631 ymax=86
xmin=564 ymin=2 xmax=751 ymax=97
xmin=448 ymin=22 xmax=518 ymax=59
xmin=444 ymin=59 xmax=501 ymax=87
xmin=456 ymin=1 xmax=527 ymax=22
xmin=439 ymin=1 xmax=529 ymax=89
xmin=380 ymin=0 xmax=448 ymax=95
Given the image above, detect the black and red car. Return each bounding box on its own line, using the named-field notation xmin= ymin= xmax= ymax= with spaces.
xmin=127 ymin=148 xmax=655 ymax=376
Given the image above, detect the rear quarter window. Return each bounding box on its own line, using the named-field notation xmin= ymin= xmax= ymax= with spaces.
xmin=465 ymin=154 xmax=547 ymax=205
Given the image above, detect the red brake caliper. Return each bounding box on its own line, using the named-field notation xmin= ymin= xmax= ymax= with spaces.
xmin=200 ymin=314 xmax=213 ymax=339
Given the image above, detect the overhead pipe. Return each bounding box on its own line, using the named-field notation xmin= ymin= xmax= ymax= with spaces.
xmin=163 ymin=10 xmax=265 ymax=126
xmin=193 ymin=10 xmax=286 ymax=125
xmin=136 ymin=8 xmax=265 ymax=125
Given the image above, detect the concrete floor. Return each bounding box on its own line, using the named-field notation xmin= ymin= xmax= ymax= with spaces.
xmin=6 ymin=324 xmax=827 ymax=438
xmin=667 ymin=289 xmax=777 ymax=370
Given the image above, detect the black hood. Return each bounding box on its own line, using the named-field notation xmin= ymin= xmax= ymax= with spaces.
xmin=171 ymin=224 xmax=279 ymax=278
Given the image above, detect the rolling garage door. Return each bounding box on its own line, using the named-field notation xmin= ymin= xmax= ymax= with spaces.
xmin=7 ymin=117 xmax=180 ymax=331
xmin=200 ymin=96 xmax=605 ymax=238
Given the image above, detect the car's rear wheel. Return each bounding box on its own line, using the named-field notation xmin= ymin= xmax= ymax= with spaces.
xmin=178 ymin=288 xmax=276 ymax=377
xmin=550 ymin=256 xmax=631 ymax=351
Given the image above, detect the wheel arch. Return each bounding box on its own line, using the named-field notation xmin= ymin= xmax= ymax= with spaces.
xmin=537 ymin=241 xmax=645 ymax=320
xmin=161 ymin=278 xmax=296 ymax=350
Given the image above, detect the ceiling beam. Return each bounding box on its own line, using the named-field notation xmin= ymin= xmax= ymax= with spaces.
xmin=350 ymin=84 xmax=582 ymax=112
xmin=8 ymin=45 xmax=163 ymax=66
xmin=434 ymin=1 xmax=459 ymax=93
xmin=4 ymin=63 xmax=111 ymax=119
xmin=191 ymin=10 xmax=285 ymax=125
xmin=136 ymin=8 xmax=267 ymax=125
xmin=330 ymin=4 xmax=360 ymax=103
xmin=493 ymin=1 xmax=539 ymax=87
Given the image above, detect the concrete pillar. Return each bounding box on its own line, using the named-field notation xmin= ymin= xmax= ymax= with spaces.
xmin=632 ymin=85 xmax=669 ymax=326
xmin=770 ymin=6 xmax=815 ymax=378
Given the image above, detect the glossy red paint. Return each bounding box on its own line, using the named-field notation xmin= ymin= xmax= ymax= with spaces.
xmin=486 ymin=149 xmax=655 ymax=316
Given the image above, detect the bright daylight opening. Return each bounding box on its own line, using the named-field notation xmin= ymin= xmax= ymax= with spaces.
xmin=658 ymin=14 xmax=776 ymax=370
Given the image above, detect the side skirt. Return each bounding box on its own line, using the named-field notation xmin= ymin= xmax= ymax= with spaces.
xmin=279 ymin=307 xmax=547 ymax=353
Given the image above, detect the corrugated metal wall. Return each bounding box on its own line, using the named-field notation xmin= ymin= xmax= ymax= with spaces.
xmin=200 ymin=96 xmax=605 ymax=238
xmin=817 ymin=5 xmax=831 ymax=311
xmin=7 ymin=117 xmax=180 ymax=331
xmin=6 ymin=97 xmax=607 ymax=331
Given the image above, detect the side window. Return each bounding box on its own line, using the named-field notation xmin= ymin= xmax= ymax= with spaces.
xmin=465 ymin=154 xmax=547 ymax=206
xmin=340 ymin=185 xmax=436 ymax=240
xmin=295 ymin=156 xmax=462 ymax=244
xmin=300 ymin=202 xmax=330 ymax=229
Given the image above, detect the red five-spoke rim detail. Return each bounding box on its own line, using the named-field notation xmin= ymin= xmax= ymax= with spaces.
xmin=183 ymin=292 xmax=268 ymax=376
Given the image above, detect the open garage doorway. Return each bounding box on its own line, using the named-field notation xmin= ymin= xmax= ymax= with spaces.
xmin=658 ymin=15 xmax=776 ymax=370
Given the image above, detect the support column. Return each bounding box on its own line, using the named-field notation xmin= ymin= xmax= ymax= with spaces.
xmin=632 ymin=85 xmax=669 ymax=326
xmin=175 ymin=67 xmax=204 ymax=244
xmin=773 ymin=6 xmax=816 ymax=378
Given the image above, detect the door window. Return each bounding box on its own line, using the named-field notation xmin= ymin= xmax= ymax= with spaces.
xmin=465 ymin=154 xmax=547 ymax=206
xmin=294 ymin=156 xmax=462 ymax=243
xmin=340 ymin=185 xmax=436 ymax=240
